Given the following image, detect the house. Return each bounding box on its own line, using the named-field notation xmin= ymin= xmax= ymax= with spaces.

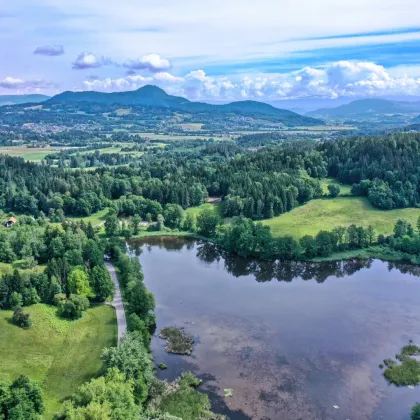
xmin=4 ymin=217 xmax=17 ymax=228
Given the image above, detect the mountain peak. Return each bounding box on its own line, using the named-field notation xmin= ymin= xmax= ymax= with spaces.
xmin=135 ymin=85 xmax=168 ymax=96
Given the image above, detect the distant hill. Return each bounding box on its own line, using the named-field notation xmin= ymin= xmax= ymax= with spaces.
xmin=307 ymin=98 xmax=420 ymax=119
xmin=0 ymin=94 xmax=50 ymax=106
xmin=411 ymin=115 xmax=420 ymax=123
xmin=47 ymin=85 xmax=323 ymax=126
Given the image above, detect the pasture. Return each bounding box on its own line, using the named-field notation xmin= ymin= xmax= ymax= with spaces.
xmin=0 ymin=304 xmax=117 ymax=418
xmin=0 ymin=146 xmax=54 ymax=162
xmin=263 ymin=197 xmax=420 ymax=239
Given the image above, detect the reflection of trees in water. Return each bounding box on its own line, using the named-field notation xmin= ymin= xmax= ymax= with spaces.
xmin=128 ymin=238 xmax=416 ymax=284
xmin=196 ymin=242 xmax=374 ymax=283
xmin=128 ymin=237 xmax=190 ymax=256
xmin=387 ymin=262 xmax=420 ymax=277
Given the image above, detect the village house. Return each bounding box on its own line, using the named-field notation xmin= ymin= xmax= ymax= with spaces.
xmin=4 ymin=217 xmax=17 ymax=228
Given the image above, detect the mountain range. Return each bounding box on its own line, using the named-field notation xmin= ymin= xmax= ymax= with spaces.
xmin=0 ymin=94 xmax=50 ymax=106
xmin=307 ymin=98 xmax=420 ymax=119
xmin=46 ymin=85 xmax=323 ymax=126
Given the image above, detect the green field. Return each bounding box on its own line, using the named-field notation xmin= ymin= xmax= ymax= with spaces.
xmin=133 ymin=132 xmax=231 ymax=141
xmin=263 ymin=197 xmax=420 ymax=239
xmin=0 ymin=261 xmax=46 ymax=275
xmin=0 ymin=304 xmax=117 ymax=418
xmin=0 ymin=147 xmax=54 ymax=162
xmin=185 ymin=202 xmax=221 ymax=218
xmin=53 ymin=208 xmax=110 ymax=229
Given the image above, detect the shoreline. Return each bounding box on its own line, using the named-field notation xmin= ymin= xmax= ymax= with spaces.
xmin=127 ymin=231 xmax=417 ymax=265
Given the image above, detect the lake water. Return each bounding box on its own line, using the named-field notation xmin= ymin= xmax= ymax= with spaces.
xmin=128 ymin=237 xmax=420 ymax=420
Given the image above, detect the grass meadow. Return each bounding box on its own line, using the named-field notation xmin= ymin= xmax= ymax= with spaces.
xmin=263 ymin=197 xmax=420 ymax=239
xmin=0 ymin=304 xmax=117 ymax=418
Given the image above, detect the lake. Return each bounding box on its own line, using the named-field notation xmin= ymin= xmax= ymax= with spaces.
xmin=128 ymin=237 xmax=420 ymax=420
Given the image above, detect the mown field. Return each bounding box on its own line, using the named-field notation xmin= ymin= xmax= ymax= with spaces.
xmin=0 ymin=304 xmax=117 ymax=418
xmin=263 ymin=197 xmax=420 ymax=239
xmin=0 ymin=146 xmax=54 ymax=161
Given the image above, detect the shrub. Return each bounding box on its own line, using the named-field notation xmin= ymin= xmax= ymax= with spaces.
xmin=327 ymin=184 xmax=340 ymax=197
xmin=8 ymin=292 xmax=23 ymax=309
xmin=12 ymin=307 xmax=32 ymax=329
xmin=58 ymin=294 xmax=90 ymax=319
xmin=412 ymin=404 xmax=420 ymax=420
xmin=127 ymin=313 xmax=150 ymax=347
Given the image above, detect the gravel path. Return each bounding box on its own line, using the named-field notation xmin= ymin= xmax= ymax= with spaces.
xmin=105 ymin=262 xmax=127 ymax=341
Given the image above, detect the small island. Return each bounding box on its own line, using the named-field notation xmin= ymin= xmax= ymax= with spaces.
xmin=159 ymin=326 xmax=194 ymax=355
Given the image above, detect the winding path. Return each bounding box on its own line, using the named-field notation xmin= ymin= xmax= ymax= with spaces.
xmin=105 ymin=262 xmax=127 ymax=341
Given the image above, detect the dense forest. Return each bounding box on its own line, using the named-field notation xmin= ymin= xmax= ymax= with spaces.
xmin=321 ymin=132 xmax=420 ymax=209
xmin=0 ymin=141 xmax=326 ymax=221
xmin=3 ymin=133 xmax=420 ymax=223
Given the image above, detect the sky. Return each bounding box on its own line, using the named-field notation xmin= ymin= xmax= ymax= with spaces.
xmin=1 ymin=0 xmax=420 ymax=103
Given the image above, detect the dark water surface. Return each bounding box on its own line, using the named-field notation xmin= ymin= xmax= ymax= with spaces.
xmin=128 ymin=237 xmax=420 ymax=420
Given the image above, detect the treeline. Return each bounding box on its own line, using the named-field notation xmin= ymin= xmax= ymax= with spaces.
xmin=214 ymin=216 xmax=376 ymax=260
xmin=190 ymin=208 xmax=420 ymax=262
xmin=56 ymin=151 xmax=136 ymax=168
xmin=320 ymin=133 xmax=420 ymax=209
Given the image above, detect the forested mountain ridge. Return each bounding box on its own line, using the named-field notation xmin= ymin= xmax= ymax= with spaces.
xmin=0 ymin=94 xmax=50 ymax=106
xmin=308 ymin=98 xmax=420 ymax=119
xmin=46 ymin=85 xmax=324 ymax=126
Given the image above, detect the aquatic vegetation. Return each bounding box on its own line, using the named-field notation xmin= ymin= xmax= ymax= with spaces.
xmin=383 ymin=344 xmax=420 ymax=386
xmin=147 ymin=372 xmax=224 ymax=420
xmin=224 ymin=389 xmax=233 ymax=398
xmin=159 ymin=363 xmax=168 ymax=370
xmin=159 ymin=327 xmax=194 ymax=355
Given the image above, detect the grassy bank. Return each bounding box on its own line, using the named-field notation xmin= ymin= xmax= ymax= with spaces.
xmin=309 ymin=245 xmax=414 ymax=263
xmin=0 ymin=304 xmax=117 ymax=418
xmin=263 ymin=197 xmax=420 ymax=239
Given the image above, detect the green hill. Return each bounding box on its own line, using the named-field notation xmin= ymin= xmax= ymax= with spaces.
xmin=47 ymin=85 xmax=324 ymax=126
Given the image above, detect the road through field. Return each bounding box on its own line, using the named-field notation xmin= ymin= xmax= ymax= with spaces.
xmin=105 ymin=262 xmax=127 ymax=340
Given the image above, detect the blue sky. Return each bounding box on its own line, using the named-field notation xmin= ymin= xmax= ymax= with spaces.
xmin=1 ymin=0 xmax=420 ymax=101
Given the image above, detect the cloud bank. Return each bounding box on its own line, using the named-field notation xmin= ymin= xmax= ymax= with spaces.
xmin=34 ymin=45 xmax=64 ymax=56
xmin=0 ymin=77 xmax=54 ymax=91
xmin=81 ymin=61 xmax=420 ymax=100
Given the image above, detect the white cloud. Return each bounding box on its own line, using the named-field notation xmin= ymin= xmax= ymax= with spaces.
xmin=72 ymin=52 xmax=113 ymax=70
xmin=80 ymin=61 xmax=420 ymax=101
xmin=0 ymin=76 xmax=55 ymax=93
xmin=123 ymin=54 xmax=172 ymax=73
xmin=20 ymin=0 xmax=420 ymax=68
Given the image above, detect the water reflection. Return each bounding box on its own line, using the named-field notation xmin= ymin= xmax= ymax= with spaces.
xmin=127 ymin=236 xmax=420 ymax=420
xmin=128 ymin=237 xmax=419 ymax=284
